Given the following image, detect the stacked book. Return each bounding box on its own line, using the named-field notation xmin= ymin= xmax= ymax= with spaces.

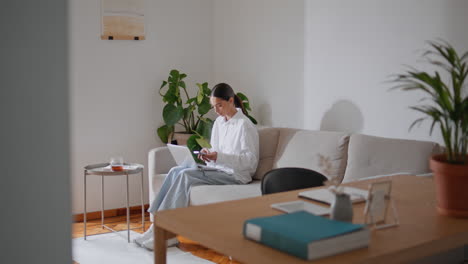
xmin=243 ymin=211 xmax=370 ymax=260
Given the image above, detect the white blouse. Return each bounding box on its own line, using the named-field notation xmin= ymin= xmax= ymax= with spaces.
xmin=207 ymin=109 xmax=259 ymax=183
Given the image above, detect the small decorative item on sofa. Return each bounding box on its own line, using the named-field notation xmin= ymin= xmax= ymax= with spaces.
xmin=391 ymin=40 xmax=468 ymax=217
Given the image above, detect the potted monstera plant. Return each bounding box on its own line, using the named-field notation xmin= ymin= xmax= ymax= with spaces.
xmin=392 ymin=40 xmax=468 ymax=217
xmin=157 ymin=69 xmax=257 ymax=156
xmin=157 ymin=69 xmax=213 ymax=146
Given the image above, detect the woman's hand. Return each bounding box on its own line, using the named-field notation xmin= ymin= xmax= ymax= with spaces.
xmin=199 ymin=148 xmax=217 ymax=162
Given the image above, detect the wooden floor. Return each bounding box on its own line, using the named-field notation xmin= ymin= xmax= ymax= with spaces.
xmin=72 ymin=212 xmax=241 ymax=264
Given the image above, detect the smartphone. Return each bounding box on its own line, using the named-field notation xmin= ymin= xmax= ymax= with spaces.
xmin=193 ymin=151 xmax=206 ymax=156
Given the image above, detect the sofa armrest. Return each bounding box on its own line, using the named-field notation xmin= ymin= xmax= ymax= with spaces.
xmin=148 ymin=147 xmax=176 ymax=222
xmin=148 ymin=146 xmax=176 ymax=175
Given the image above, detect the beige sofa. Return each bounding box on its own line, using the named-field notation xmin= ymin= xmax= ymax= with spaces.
xmin=148 ymin=127 xmax=441 ymax=212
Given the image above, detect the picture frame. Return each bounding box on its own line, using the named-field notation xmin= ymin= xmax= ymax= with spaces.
xmin=364 ymin=180 xmax=399 ymax=229
xmin=101 ymin=0 xmax=145 ymax=40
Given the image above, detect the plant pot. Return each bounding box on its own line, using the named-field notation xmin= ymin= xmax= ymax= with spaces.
xmin=169 ymin=132 xmax=193 ymax=146
xmin=430 ymin=154 xmax=468 ymax=218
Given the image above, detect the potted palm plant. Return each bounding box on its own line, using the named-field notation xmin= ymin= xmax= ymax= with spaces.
xmin=392 ymin=40 xmax=468 ymax=217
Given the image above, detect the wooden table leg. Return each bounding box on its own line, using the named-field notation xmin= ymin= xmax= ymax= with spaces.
xmin=154 ymin=225 xmax=175 ymax=264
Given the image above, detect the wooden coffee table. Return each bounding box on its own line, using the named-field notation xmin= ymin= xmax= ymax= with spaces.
xmin=154 ymin=175 xmax=468 ymax=264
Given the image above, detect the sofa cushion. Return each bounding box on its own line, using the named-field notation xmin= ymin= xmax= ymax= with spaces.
xmin=273 ymin=128 xmax=350 ymax=182
xmin=343 ymin=134 xmax=441 ymax=183
xmin=253 ymin=127 xmax=280 ymax=180
xmin=189 ymin=181 xmax=262 ymax=206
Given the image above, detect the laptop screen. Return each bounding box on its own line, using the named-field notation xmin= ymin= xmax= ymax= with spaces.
xmin=167 ymin=144 xmax=198 ymax=167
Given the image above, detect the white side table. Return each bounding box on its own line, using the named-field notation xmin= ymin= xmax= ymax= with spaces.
xmin=83 ymin=163 xmax=145 ymax=242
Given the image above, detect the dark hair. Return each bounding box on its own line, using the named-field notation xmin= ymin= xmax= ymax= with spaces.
xmin=211 ymin=83 xmax=247 ymax=115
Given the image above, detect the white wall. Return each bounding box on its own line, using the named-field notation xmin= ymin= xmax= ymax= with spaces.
xmin=70 ymin=0 xmax=213 ymax=213
xmin=213 ymin=0 xmax=305 ymax=128
xmin=1 ymin=1 xmax=71 ymax=263
xmin=304 ymin=0 xmax=468 ymax=143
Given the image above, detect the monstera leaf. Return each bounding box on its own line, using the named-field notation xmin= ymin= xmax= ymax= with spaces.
xmin=157 ymin=125 xmax=174 ymax=144
xmin=163 ymin=104 xmax=183 ymax=126
xmin=187 ymin=135 xmax=204 ymax=163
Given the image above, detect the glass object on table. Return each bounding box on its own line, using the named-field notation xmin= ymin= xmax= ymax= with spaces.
xmin=110 ymin=156 xmax=124 ymax=171
xmin=331 ymin=192 xmax=353 ymax=222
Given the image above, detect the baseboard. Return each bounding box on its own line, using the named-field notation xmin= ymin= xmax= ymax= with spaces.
xmin=73 ymin=204 xmax=150 ymax=222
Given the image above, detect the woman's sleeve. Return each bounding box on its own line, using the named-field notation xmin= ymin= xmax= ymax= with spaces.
xmin=216 ymin=122 xmax=259 ymax=173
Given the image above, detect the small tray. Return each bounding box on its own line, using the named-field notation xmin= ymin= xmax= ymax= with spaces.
xmin=84 ymin=163 xmax=143 ymax=175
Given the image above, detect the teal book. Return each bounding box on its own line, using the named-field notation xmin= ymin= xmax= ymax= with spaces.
xmin=243 ymin=211 xmax=370 ymax=260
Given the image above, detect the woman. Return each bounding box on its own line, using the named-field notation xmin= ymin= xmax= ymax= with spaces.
xmin=135 ymin=83 xmax=259 ymax=250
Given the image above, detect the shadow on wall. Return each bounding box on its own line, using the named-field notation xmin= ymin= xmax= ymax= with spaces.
xmin=320 ymin=100 xmax=364 ymax=133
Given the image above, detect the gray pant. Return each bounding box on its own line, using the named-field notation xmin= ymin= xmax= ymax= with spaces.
xmin=148 ymin=166 xmax=243 ymax=213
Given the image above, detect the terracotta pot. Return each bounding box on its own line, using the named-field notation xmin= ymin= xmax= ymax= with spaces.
xmin=430 ymin=154 xmax=468 ymax=218
xmin=169 ymin=132 xmax=193 ymax=146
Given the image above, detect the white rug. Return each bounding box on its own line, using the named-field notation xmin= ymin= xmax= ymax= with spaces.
xmin=73 ymin=231 xmax=214 ymax=264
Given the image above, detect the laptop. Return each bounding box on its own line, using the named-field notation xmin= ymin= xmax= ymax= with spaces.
xmin=167 ymin=144 xmax=218 ymax=171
